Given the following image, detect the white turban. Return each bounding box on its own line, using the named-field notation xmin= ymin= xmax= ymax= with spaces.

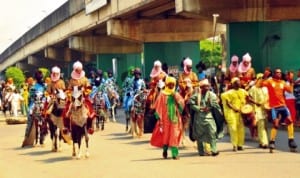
xmin=51 ymin=66 xmax=60 ymax=73
xmin=231 ymin=55 xmax=239 ymax=62
xmin=154 ymin=60 xmax=162 ymax=67
xmin=73 ymin=61 xmax=83 ymax=70
xmin=184 ymin=57 xmax=193 ymax=66
xmin=242 ymin=53 xmax=251 ymax=62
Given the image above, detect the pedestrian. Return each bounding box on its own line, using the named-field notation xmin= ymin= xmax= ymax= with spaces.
xmin=11 ymin=89 xmax=24 ymax=117
xmin=222 ymin=77 xmax=248 ymax=151
xmin=284 ymin=71 xmax=297 ymax=124
xmin=67 ymin=61 xmax=95 ymax=119
xmin=47 ymin=66 xmax=66 ymax=95
xmin=196 ymin=61 xmax=206 ymax=80
xmin=152 ymin=76 xmax=184 ymax=160
xmin=122 ymin=66 xmax=135 ymax=131
xmin=147 ymin=60 xmax=167 ymax=108
xmin=294 ymin=69 xmax=300 ymax=126
xmin=262 ymin=68 xmax=297 ymax=152
xmin=22 ymin=70 xmax=47 ymax=147
xmin=226 ymin=55 xmax=239 ymax=81
xmin=178 ymin=57 xmax=199 ymax=146
xmin=247 ymin=73 xmax=269 ymax=148
xmin=189 ymin=79 xmax=220 ymax=156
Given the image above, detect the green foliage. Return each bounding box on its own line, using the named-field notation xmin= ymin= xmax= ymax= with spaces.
xmin=38 ymin=67 xmax=50 ymax=79
xmin=5 ymin=67 xmax=25 ymax=89
xmin=200 ymin=39 xmax=222 ymax=67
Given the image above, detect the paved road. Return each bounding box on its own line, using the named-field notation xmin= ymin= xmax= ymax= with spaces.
xmin=0 ymin=110 xmax=300 ymax=178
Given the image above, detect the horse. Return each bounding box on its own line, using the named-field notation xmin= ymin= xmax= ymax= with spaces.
xmin=31 ymin=91 xmax=48 ymax=146
xmin=46 ymin=89 xmax=70 ymax=152
xmin=66 ymin=86 xmax=94 ymax=159
xmin=130 ymin=89 xmax=149 ymax=138
xmin=106 ymin=86 xmax=120 ymax=122
xmin=92 ymin=90 xmax=108 ymax=130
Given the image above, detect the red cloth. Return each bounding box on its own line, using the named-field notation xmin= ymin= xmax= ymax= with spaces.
xmin=150 ymin=122 xmax=164 ymax=147
xmin=152 ymin=92 xmax=184 ymax=147
xmin=285 ymin=98 xmax=296 ymax=123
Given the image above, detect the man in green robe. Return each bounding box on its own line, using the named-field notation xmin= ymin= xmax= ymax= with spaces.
xmin=189 ymin=79 xmax=221 ymax=156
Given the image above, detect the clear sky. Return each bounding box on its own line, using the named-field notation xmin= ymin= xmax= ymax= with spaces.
xmin=0 ymin=0 xmax=68 ymax=53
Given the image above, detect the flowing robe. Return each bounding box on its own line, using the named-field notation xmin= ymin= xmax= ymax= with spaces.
xmin=153 ymin=92 xmax=184 ymax=147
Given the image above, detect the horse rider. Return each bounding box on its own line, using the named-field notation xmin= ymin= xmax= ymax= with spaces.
xmin=22 ymin=70 xmax=47 ymax=147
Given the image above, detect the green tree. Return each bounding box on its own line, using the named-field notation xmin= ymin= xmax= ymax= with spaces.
xmin=5 ymin=67 xmax=26 ymax=89
xmin=200 ymin=39 xmax=222 ymax=67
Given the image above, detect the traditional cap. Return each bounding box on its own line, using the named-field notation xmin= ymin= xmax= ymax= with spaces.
xmin=150 ymin=60 xmax=163 ymax=78
xmin=154 ymin=60 xmax=162 ymax=67
xmin=134 ymin=68 xmax=142 ymax=75
xmin=242 ymin=53 xmax=252 ymax=62
xmin=71 ymin=61 xmax=85 ymax=80
xmin=231 ymin=55 xmax=239 ymax=62
xmin=73 ymin=61 xmax=83 ymax=70
xmin=256 ymin=73 xmax=263 ymax=79
xmin=231 ymin=77 xmax=240 ymax=84
xmin=52 ymin=66 xmax=60 ymax=73
xmin=183 ymin=57 xmax=193 ymax=66
xmin=51 ymin=66 xmax=61 ymax=82
xmin=162 ymin=76 xmax=176 ymax=95
xmin=165 ymin=76 xmax=176 ymax=85
xmin=199 ymin=79 xmax=210 ymax=87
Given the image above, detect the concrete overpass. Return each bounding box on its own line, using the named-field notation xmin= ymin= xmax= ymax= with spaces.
xmin=1 ymin=0 xmax=300 ymax=73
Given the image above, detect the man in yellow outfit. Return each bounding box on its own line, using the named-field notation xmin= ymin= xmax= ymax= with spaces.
xmin=248 ymin=73 xmax=269 ymax=148
xmin=222 ymin=77 xmax=248 ymax=151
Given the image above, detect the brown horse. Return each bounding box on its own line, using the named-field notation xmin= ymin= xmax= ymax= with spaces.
xmin=46 ymin=89 xmax=71 ymax=152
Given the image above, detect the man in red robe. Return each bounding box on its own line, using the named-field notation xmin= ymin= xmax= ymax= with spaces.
xmin=152 ymin=76 xmax=185 ymax=160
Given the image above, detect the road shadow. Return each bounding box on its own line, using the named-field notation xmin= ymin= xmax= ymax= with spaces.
xmin=37 ymin=156 xmax=73 ymax=163
xmin=125 ymin=140 xmax=149 ymax=145
xmin=131 ymin=157 xmax=167 ymax=162
xmin=106 ymin=132 xmax=129 ymax=137
xmin=106 ymin=135 xmax=133 ymax=140
xmin=20 ymin=150 xmax=52 ymax=156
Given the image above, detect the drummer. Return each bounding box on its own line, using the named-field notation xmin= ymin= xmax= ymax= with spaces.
xmin=224 ymin=77 xmax=248 ymax=151
xmin=247 ymin=73 xmax=269 ymax=148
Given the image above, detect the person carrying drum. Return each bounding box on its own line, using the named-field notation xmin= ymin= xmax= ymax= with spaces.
xmin=222 ymin=77 xmax=248 ymax=151
xmin=262 ymin=68 xmax=297 ymax=153
xmin=247 ymin=73 xmax=269 ymax=148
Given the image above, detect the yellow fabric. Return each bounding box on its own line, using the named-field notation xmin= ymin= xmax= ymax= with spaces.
xmin=256 ymin=73 xmax=263 ymax=79
xmin=221 ymin=90 xmax=231 ymax=122
xmin=162 ymin=76 xmax=176 ymax=95
xmin=287 ymin=124 xmax=294 ymax=139
xmin=270 ymin=128 xmax=277 ymax=141
xmin=226 ymin=112 xmax=245 ymax=147
xmin=226 ymin=89 xmax=248 ymax=147
xmin=257 ymin=120 xmax=268 ymax=145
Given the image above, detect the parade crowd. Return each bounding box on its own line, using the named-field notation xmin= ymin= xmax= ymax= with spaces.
xmin=1 ymin=53 xmax=300 ymax=159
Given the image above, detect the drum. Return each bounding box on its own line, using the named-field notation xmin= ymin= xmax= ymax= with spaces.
xmin=241 ymin=104 xmax=255 ymax=127
xmin=241 ymin=104 xmax=253 ymax=115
